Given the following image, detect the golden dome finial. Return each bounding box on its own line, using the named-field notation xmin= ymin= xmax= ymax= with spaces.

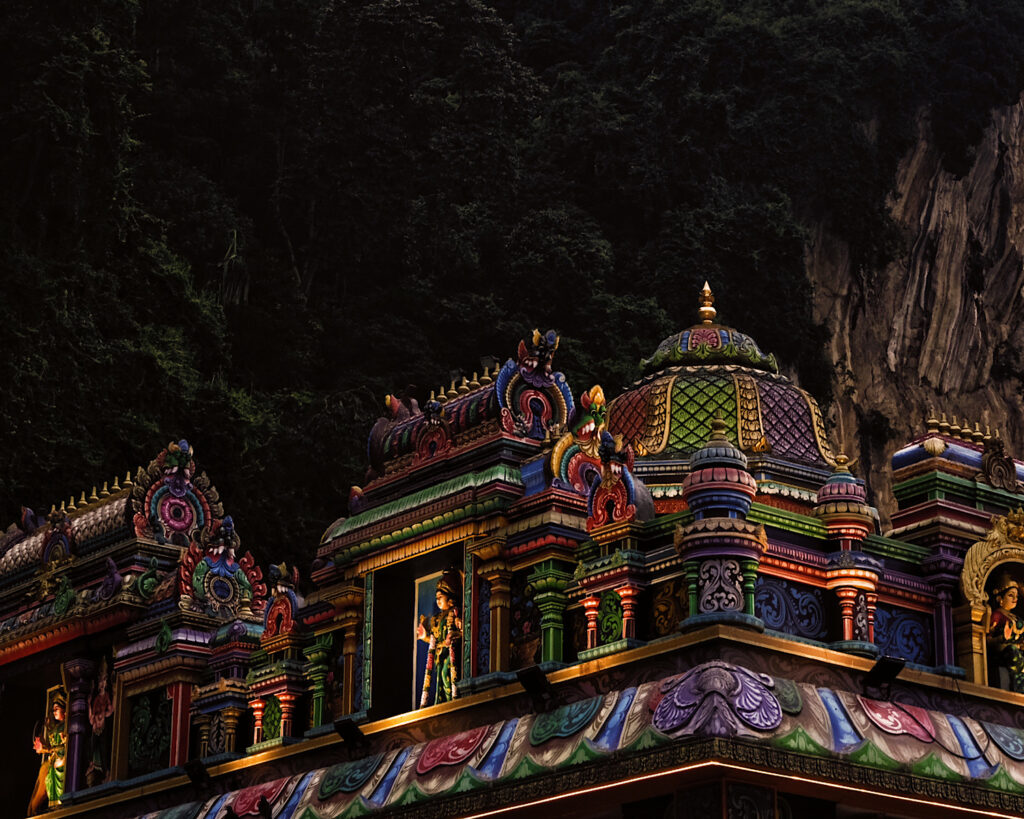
xmin=698 ymin=281 xmax=717 ymax=324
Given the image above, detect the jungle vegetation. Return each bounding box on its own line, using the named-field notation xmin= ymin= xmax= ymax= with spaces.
xmin=2 ymin=0 xmax=1023 ymax=565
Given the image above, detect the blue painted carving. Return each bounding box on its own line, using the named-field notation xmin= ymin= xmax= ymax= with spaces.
xmin=948 ymin=715 xmax=996 ymax=779
xmin=873 ymin=604 xmax=933 ymax=665
xmin=594 ymin=688 xmax=636 ymax=750
xmin=478 ymin=718 xmax=518 ymax=780
xmin=652 ymin=661 xmax=782 ymax=738
xmin=476 ymin=577 xmax=491 ymax=677
xmin=817 ymin=689 xmax=861 ymax=751
xmin=754 ymin=577 xmax=827 ymax=640
xmin=983 ymin=722 xmax=1024 ymax=761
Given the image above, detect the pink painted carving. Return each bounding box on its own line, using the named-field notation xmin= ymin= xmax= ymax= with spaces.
xmin=857 ymin=696 xmax=935 ymax=743
xmin=416 ymin=725 xmax=490 ymax=775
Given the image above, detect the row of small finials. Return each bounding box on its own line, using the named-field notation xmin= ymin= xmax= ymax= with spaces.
xmin=924 ymin=412 xmax=1001 ymax=444
xmin=48 ymin=473 xmax=135 ymax=516
xmin=429 ymin=365 xmax=497 ymax=405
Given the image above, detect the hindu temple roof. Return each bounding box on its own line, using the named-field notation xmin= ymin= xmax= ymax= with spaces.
xmin=639 ymin=282 xmax=778 ymax=376
xmin=609 ymin=284 xmax=834 ymax=466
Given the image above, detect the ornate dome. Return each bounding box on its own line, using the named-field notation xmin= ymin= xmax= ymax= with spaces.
xmin=608 ymin=283 xmax=835 ymax=467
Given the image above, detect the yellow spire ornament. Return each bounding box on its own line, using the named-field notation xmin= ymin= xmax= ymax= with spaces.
xmin=698 ymin=281 xmax=716 ymax=324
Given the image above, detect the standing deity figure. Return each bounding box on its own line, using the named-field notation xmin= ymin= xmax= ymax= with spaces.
xmin=988 ymin=572 xmax=1024 ymax=693
xmin=28 ymin=689 xmax=68 ymax=815
xmin=416 ymin=568 xmax=463 ymax=707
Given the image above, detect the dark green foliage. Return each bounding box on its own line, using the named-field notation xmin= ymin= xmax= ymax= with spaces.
xmin=2 ymin=0 xmax=1023 ymax=567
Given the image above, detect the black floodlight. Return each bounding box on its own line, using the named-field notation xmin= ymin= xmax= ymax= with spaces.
xmin=517 ymin=664 xmax=554 ymax=713
xmin=863 ymin=655 xmax=906 ymax=699
xmin=333 ymin=716 xmax=366 ymax=748
xmin=183 ymin=758 xmax=209 ymax=787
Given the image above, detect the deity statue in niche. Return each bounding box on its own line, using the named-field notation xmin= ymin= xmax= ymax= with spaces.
xmin=86 ymin=658 xmax=115 ymax=787
xmin=988 ymin=570 xmax=1024 ymax=693
xmin=28 ymin=686 xmax=67 ymax=815
xmin=415 ymin=568 xmax=463 ymax=707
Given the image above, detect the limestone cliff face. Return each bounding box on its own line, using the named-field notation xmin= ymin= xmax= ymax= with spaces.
xmin=808 ymin=97 xmax=1024 ymax=527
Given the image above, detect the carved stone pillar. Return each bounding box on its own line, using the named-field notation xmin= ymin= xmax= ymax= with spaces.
xmin=835 ymin=588 xmax=858 ymax=641
xmin=303 ymin=635 xmax=332 ymax=728
xmin=278 ymin=691 xmax=298 ymax=738
xmin=616 ymin=585 xmax=641 ymax=641
xmin=470 ymin=535 xmax=511 ymax=675
xmin=221 ymin=706 xmax=244 ymax=754
xmin=582 ymin=595 xmax=601 ymax=649
xmin=825 ymin=552 xmax=880 ymax=652
xmin=336 ymin=583 xmax=364 ymax=715
xmin=166 ymin=681 xmax=192 ymax=767
xmin=954 ymin=603 xmax=989 ymax=685
xmin=194 ymin=713 xmax=212 ymax=759
xmin=62 ymin=658 xmax=96 ymax=794
xmin=529 ymin=559 xmax=573 ymax=664
xmin=250 ymin=698 xmax=266 ymax=745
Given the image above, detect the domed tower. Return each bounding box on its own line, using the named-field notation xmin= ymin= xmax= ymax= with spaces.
xmin=608 ymin=283 xmax=835 ymax=511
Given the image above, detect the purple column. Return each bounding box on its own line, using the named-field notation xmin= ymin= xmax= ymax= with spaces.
xmin=924 ymin=549 xmax=963 ymax=668
xmin=62 ymin=658 xmax=96 ymax=795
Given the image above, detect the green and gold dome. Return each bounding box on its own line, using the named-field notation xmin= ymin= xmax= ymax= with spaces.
xmin=608 ymin=283 xmax=834 ymax=467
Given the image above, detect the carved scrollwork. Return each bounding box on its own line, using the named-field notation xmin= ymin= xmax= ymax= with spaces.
xmin=961 ymin=510 xmax=1024 ymax=607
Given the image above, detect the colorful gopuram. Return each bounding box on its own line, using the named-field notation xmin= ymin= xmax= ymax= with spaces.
xmin=3 ymin=286 xmax=1024 ymax=818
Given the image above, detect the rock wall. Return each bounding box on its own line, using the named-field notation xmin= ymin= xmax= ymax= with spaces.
xmin=809 ymin=98 xmax=1024 ymax=527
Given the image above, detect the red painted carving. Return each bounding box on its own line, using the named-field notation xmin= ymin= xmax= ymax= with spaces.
xmin=177 ymin=540 xmax=203 ymax=598
xmin=857 ymin=696 xmax=935 ymax=743
xmin=231 ymin=778 xmax=290 ymax=815
xmin=263 ymin=596 xmax=293 ymax=638
xmin=587 ymin=480 xmax=636 ymax=531
xmin=415 ymin=725 xmax=490 ymax=775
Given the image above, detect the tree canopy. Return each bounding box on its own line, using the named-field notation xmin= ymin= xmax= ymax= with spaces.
xmin=2 ymin=0 xmax=1023 ymax=566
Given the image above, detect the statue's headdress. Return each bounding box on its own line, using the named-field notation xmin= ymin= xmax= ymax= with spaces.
xmin=436 ymin=567 xmax=462 ymax=601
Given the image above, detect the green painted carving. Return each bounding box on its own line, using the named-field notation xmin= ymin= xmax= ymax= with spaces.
xmin=529 ymin=696 xmax=602 ymax=746
xmin=847 ymin=741 xmax=901 ymax=771
xmin=318 ymin=754 xmax=385 ymax=800
xmin=986 ymin=765 xmax=1024 ymax=793
xmin=559 ymin=738 xmax=606 ymax=767
xmin=447 ymin=768 xmax=487 ymax=795
xmin=506 ymin=754 xmax=547 ymax=782
xmin=772 ymin=677 xmax=803 ymax=715
xmin=597 ymin=591 xmax=622 ymax=645
xmin=362 ymin=572 xmax=374 ymax=714
xmin=192 ymin=559 xmax=209 ymax=598
xmin=911 ymin=753 xmax=963 ymax=782
xmin=621 ymin=726 xmax=671 ymax=752
xmin=339 ymin=798 xmax=375 ymax=819
xmin=296 ymin=808 xmax=324 ymax=819
xmin=262 ymin=696 xmax=282 ymax=741
xmin=53 ymin=576 xmax=75 ymax=617
xmin=668 ymin=375 xmax=737 ymax=453
xmin=138 ymin=557 xmax=160 ymax=599
xmin=155 ymin=619 xmax=173 ymax=654
xmin=127 ymin=690 xmax=172 ymax=775
xmin=772 ymin=727 xmax=829 ymax=757
xmin=394 ymin=782 xmax=430 ymax=806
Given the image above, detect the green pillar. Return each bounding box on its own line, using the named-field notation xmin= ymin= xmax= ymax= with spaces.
xmin=303 ymin=633 xmax=333 ymax=728
xmin=683 ymin=559 xmax=700 ymax=620
xmin=529 ymin=560 xmax=573 ymax=664
xmin=740 ymin=559 xmax=758 ymax=616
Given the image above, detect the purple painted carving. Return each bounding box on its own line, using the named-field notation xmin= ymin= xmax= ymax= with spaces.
xmin=652 ymin=661 xmax=782 ymax=738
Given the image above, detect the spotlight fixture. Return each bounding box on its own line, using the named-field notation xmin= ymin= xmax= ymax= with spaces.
xmin=516 ymin=664 xmax=554 ymax=713
xmin=333 ymin=716 xmax=367 ymax=749
xmin=862 ymin=655 xmax=906 ymax=699
xmin=183 ymin=758 xmax=209 ymax=787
